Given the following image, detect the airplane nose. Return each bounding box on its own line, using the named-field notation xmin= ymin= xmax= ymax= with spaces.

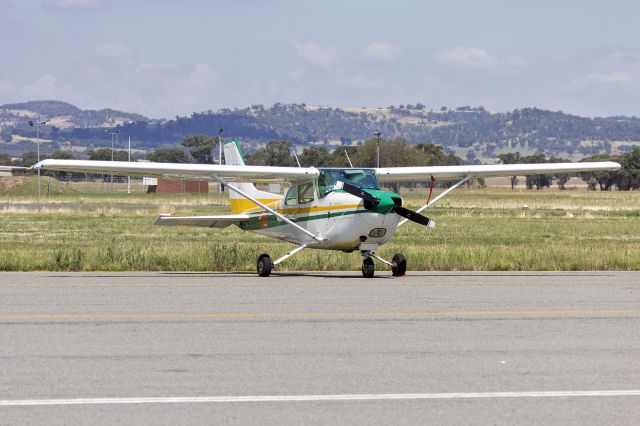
xmin=363 ymin=191 xmax=401 ymax=214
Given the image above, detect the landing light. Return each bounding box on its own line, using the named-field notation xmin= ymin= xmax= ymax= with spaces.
xmin=369 ymin=228 xmax=386 ymax=238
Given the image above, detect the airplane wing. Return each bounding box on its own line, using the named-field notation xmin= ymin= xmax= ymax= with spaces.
xmin=153 ymin=214 xmax=251 ymax=228
xmin=33 ymin=160 xmax=318 ymax=183
xmin=374 ymin=161 xmax=621 ymax=182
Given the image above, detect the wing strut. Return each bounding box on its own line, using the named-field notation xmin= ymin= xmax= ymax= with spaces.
xmin=397 ymin=175 xmax=472 ymax=228
xmin=213 ymin=176 xmax=323 ymax=241
xmin=273 ymin=244 xmax=307 ymax=265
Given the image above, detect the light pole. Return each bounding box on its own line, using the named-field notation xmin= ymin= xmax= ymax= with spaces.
xmin=109 ymin=130 xmax=119 ymax=190
xmin=374 ymin=131 xmax=381 ymax=168
xmin=127 ymin=136 xmax=131 ymax=194
xmin=218 ymin=128 xmax=224 ymax=194
xmin=28 ymin=117 xmax=47 ymax=199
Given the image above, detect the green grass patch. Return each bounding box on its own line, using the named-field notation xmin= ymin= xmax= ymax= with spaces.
xmin=1 ymin=180 xmax=639 ymax=271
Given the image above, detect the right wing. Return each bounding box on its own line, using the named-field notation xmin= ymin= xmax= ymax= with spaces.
xmin=34 ymin=159 xmax=318 ymax=183
xmin=153 ymin=214 xmax=251 ymax=228
xmin=375 ymin=161 xmax=621 ymax=182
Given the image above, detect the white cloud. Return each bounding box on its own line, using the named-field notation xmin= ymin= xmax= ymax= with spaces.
xmin=21 ymin=73 xmax=79 ymax=101
xmin=166 ymin=63 xmax=220 ymax=110
xmin=0 ymin=80 xmax=13 ymax=95
xmin=94 ymin=43 xmax=135 ymax=59
xmin=288 ymin=65 xmax=306 ymax=81
xmin=437 ymin=47 xmax=498 ymax=69
xmin=47 ymin=0 xmax=104 ymax=10
xmin=290 ymin=40 xmax=337 ymax=68
xmin=343 ymin=76 xmax=385 ymax=90
xmin=364 ymin=41 xmax=400 ymax=62
xmin=572 ymin=71 xmax=634 ymax=87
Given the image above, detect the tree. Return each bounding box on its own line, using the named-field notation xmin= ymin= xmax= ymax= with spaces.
xmin=147 ymin=148 xmax=189 ymax=163
xmin=550 ymin=157 xmax=571 ymax=190
xmin=497 ymin=152 xmax=522 ymax=189
xmin=19 ymin=152 xmax=43 ymax=167
xmin=619 ymin=148 xmax=640 ymax=190
xmin=49 ymin=150 xmax=75 ymax=159
xmin=329 ymin=146 xmax=360 ymax=167
xmin=88 ymin=148 xmax=129 ymax=161
xmin=580 ymin=153 xmax=622 ymax=190
xmin=246 ymin=140 xmax=294 ymax=166
xmin=181 ymin=134 xmax=219 ymax=163
xmin=522 ymin=154 xmax=552 ymax=189
xmin=415 ymin=143 xmax=463 ymax=166
xmin=299 ymin=146 xmax=331 ymax=167
xmin=0 ymin=152 xmax=12 ymax=166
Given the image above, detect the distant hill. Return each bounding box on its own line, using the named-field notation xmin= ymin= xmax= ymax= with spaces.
xmin=2 ymin=101 xmax=640 ymax=161
xmin=0 ymin=100 xmax=148 ymax=130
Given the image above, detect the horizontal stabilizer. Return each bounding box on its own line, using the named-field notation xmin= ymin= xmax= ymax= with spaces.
xmin=154 ymin=214 xmax=250 ymax=228
xmin=0 ymin=166 xmax=28 ymax=176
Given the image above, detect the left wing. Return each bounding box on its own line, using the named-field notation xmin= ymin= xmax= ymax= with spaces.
xmin=375 ymin=161 xmax=621 ymax=182
xmin=154 ymin=214 xmax=251 ymax=228
xmin=34 ymin=160 xmax=318 ymax=183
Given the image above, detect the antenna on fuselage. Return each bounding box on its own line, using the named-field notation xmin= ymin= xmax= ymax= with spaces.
xmin=344 ymin=149 xmax=354 ymax=168
xmin=292 ymin=148 xmax=301 ymax=167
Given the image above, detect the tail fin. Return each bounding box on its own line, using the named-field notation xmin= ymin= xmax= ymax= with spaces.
xmin=223 ymin=138 xmax=283 ymax=213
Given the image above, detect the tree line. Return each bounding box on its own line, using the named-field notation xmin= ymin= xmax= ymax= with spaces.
xmin=2 ymin=135 xmax=639 ymax=190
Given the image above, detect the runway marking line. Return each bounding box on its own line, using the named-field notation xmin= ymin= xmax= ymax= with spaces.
xmin=2 ymin=390 xmax=640 ymax=406
xmin=1 ymin=308 xmax=639 ymax=321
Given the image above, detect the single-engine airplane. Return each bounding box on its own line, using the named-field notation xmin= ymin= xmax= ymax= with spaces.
xmin=18 ymin=140 xmax=620 ymax=277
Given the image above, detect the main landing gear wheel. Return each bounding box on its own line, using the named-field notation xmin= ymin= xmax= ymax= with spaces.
xmin=362 ymin=257 xmax=375 ymax=278
xmin=257 ymin=253 xmax=272 ymax=277
xmin=392 ymin=253 xmax=407 ymax=277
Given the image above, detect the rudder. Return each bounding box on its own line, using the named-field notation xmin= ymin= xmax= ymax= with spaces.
xmin=223 ymin=138 xmax=282 ymax=213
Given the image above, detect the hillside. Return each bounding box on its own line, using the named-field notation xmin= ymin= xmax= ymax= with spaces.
xmin=2 ymin=101 xmax=640 ymax=161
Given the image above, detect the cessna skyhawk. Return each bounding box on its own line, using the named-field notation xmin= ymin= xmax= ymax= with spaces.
xmin=25 ymin=140 xmax=620 ymax=277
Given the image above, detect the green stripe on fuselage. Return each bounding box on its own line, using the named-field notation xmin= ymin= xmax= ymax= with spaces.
xmin=238 ymin=209 xmax=370 ymax=231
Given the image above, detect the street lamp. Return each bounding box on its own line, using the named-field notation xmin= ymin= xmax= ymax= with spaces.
xmin=109 ymin=130 xmax=119 ymax=190
xmin=218 ymin=128 xmax=224 ymax=194
xmin=374 ymin=131 xmax=382 ymax=168
xmin=28 ymin=117 xmax=47 ymax=199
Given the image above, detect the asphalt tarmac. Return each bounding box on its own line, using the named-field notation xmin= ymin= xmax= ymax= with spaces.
xmin=1 ymin=271 xmax=640 ymax=425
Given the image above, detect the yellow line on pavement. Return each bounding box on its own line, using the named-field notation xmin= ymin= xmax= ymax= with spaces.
xmin=1 ymin=308 xmax=639 ymax=321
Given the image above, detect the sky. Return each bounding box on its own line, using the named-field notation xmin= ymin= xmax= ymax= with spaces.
xmin=1 ymin=0 xmax=639 ymax=119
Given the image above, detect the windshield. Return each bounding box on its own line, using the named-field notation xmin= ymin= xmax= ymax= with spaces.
xmin=318 ymin=168 xmax=379 ymax=197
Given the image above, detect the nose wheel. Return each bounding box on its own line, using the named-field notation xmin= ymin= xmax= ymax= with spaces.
xmin=361 ymin=257 xmax=375 ymax=278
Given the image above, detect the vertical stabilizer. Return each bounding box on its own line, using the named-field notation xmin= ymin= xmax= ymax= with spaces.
xmin=223 ymin=138 xmax=283 ymax=213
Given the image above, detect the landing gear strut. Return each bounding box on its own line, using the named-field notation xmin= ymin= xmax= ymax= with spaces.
xmin=257 ymin=253 xmax=272 ymax=277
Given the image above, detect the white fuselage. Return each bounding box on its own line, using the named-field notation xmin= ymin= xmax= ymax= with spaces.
xmin=241 ymin=191 xmax=401 ymax=251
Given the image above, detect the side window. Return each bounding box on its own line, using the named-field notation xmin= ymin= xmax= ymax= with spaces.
xmin=298 ymin=183 xmax=315 ymax=204
xmin=285 ymin=186 xmax=298 ymax=206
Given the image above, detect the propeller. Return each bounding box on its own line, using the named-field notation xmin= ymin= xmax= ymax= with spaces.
xmin=336 ymin=181 xmax=436 ymax=228
xmin=392 ymin=205 xmax=436 ymax=228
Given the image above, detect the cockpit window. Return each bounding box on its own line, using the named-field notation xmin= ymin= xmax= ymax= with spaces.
xmin=318 ymin=168 xmax=379 ymax=197
xmin=285 ymin=186 xmax=298 ymax=206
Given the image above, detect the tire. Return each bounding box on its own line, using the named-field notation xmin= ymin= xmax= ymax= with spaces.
xmin=257 ymin=253 xmax=272 ymax=277
xmin=362 ymin=257 xmax=375 ymax=278
xmin=392 ymin=253 xmax=406 ymax=277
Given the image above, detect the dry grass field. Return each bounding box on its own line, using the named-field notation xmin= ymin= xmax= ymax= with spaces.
xmin=1 ymin=176 xmax=639 ymax=272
